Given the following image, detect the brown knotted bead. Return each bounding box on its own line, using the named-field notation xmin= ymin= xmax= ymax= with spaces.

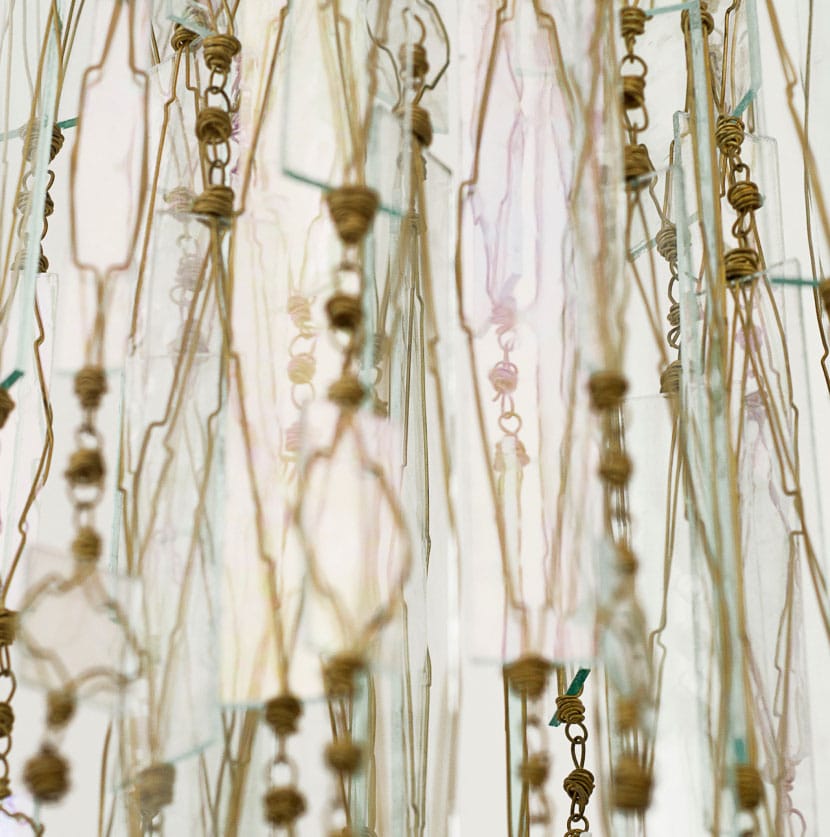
xmin=563 ymin=766 xmax=595 ymax=806
xmin=263 ymin=785 xmax=306 ymax=826
xmin=46 ymin=689 xmax=77 ymax=730
xmin=72 ymin=526 xmax=102 ymax=563
xmin=612 ymin=755 xmax=653 ymax=812
xmin=325 ymin=739 xmax=364 ymax=775
xmin=0 ymin=388 xmax=15 ymax=429
xmin=328 ymin=375 xmax=365 ymax=409
xmin=65 ymin=448 xmax=105 ymax=486
xmin=326 ymin=186 xmax=379 ymax=245
xmin=505 ymin=655 xmax=550 ymax=700
xmin=735 ymin=764 xmax=764 ymax=810
xmin=74 ymin=365 xmax=107 ymax=410
xmin=23 ymin=745 xmax=70 ymax=804
xmin=135 ymin=762 xmax=175 ymax=818
xmin=202 ymin=34 xmax=240 ymax=74
xmin=264 ymin=694 xmax=303 ymax=738
xmin=326 ymin=293 xmax=363 ymax=331
xmin=0 ymin=609 xmax=17 ymax=646
xmin=589 ymin=371 xmax=627 ymax=411
xmin=0 ymin=702 xmax=14 ymax=737
xmin=323 ymin=653 xmax=366 ymax=699
xmin=599 ymin=449 xmax=632 ymax=486
xmin=518 ymin=753 xmax=549 ymax=788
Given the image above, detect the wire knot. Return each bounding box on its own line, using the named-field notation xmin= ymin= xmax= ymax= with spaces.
xmin=46 ymin=689 xmax=76 ymax=730
xmin=0 ymin=702 xmax=14 ymax=737
xmin=135 ymin=762 xmax=176 ymax=818
xmin=724 ymin=248 xmax=760 ymax=283
xmin=620 ymin=7 xmax=647 ymax=52
xmin=505 ymin=655 xmax=550 ymax=700
xmin=0 ymin=609 xmax=18 ymax=646
xmin=589 ymin=371 xmax=627 ymax=411
xmin=727 ymin=180 xmax=763 ymax=215
xmin=563 ymin=767 xmax=595 ymax=805
xmin=599 ymin=449 xmax=632 ymax=486
xmin=735 ymin=764 xmax=764 ymax=810
xmin=65 ymin=448 xmax=105 ymax=487
xmin=74 ymin=365 xmax=107 ymax=411
xmin=196 ymin=106 xmax=233 ymax=144
xmin=624 ymin=144 xmax=654 ymax=188
xmin=398 ymin=104 xmax=433 ymax=147
xmin=263 ymin=785 xmax=307 ymax=826
xmin=264 ymin=694 xmax=303 ymax=738
xmin=323 ymin=653 xmax=366 ymax=698
xmin=288 ymin=353 xmax=316 ymax=385
xmin=655 ymin=223 xmax=677 ymax=263
xmin=518 ymin=753 xmax=549 ymax=788
xmin=202 ymin=34 xmax=240 ymax=74
xmin=325 ymin=738 xmax=364 ymax=775
xmin=192 ymin=184 xmax=235 ymax=219
xmin=612 ymin=755 xmax=653 ymax=812
xmin=328 ymin=375 xmax=365 ymax=409
xmin=399 ymin=42 xmax=429 ymax=80
xmin=23 ymin=744 xmax=70 ymax=804
xmin=326 ymin=186 xmax=379 ymax=245
xmin=170 ymin=24 xmax=199 ymax=51
xmin=660 ymin=359 xmax=682 ymax=395
xmin=716 ymin=115 xmax=745 ymax=158
xmin=0 ymin=388 xmax=15 ymax=429
xmin=555 ymin=694 xmax=586 ymax=726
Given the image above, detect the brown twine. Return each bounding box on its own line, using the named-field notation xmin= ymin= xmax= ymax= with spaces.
xmin=170 ymin=24 xmax=198 ymax=51
xmin=65 ymin=448 xmax=105 ymax=486
xmin=616 ymin=545 xmax=639 ymax=575
xmin=715 ymin=115 xmax=745 ymax=158
xmin=589 ymin=371 xmax=628 ymax=411
xmin=724 ymin=248 xmax=760 ymax=283
xmin=505 ymin=655 xmax=550 ymax=700
xmin=71 ymin=526 xmax=102 ymax=563
xmin=325 ymin=739 xmax=364 ymax=775
xmin=612 ymin=755 xmax=653 ymax=812
xmin=563 ymin=767 xmax=595 ymax=806
xmin=196 ymin=107 xmax=232 ymax=144
xmin=728 ymin=181 xmax=763 ymax=215
xmin=202 ymin=34 xmax=240 ymax=74
xmin=192 ymin=184 xmax=235 ymax=218
xmin=620 ymin=7 xmax=647 ymax=52
xmin=326 ymin=293 xmax=363 ymax=332
xmin=323 ymin=653 xmax=366 ymax=699
xmin=263 ymin=785 xmax=307 ymax=826
xmin=0 ymin=388 xmax=15 ymax=429
xmin=399 ymin=42 xmax=429 ymax=79
xmin=598 ymin=449 xmax=632 ymax=486
xmin=264 ymin=694 xmax=303 ymax=738
xmin=46 ymin=689 xmax=76 ymax=730
xmin=74 ymin=365 xmax=107 ymax=411
xmin=0 ymin=610 xmax=18 ymax=646
xmin=398 ymin=104 xmax=433 ymax=147
xmin=135 ymin=762 xmax=175 ymax=818
xmin=616 ymin=696 xmax=638 ymax=732
xmin=326 ymin=186 xmax=380 ymax=245
xmin=735 ymin=764 xmax=764 ymax=810
xmin=555 ymin=694 xmax=586 ymax=726
xmin=518 ymin=753 xmax=549 ymax=788
xmin=0 ymin=703 xmax=14 ymax=737
xmin=656 ymin=223 xmax=677 ymax=263
xmin=622 ymin=74 xmax=646 ymax=111
xmin=23 ymin=745 xmax=70 ymax=804
xmin=660 ymin=359 xmax=682 ymax=395
xmin=328 ymin=375 xmax=365 ymax=409
xmin=625 ymin=144 xmax=654 ymax=187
